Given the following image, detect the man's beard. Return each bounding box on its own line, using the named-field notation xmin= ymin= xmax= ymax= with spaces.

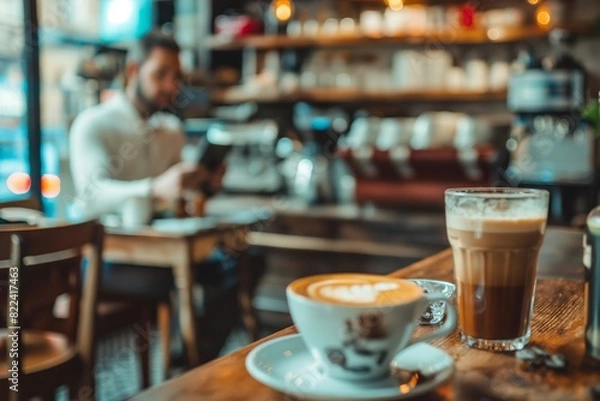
xmin=134 ymin=80 xmax=161 ymax=116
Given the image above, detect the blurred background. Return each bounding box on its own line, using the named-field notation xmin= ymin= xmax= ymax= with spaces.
xmin=1 ymin=1 xmax=600 ymax=399
xmin=0 ymin=0 xmax=598 ymax=224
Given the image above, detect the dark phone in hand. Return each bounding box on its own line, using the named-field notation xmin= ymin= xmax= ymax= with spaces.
xmin=198 ymin=141 xmax=232 ymax=171
xmin=197 ymin=128 xmax=234 ymax=171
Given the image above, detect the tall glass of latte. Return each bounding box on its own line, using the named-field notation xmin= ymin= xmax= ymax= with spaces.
xmin=445 ymin=188 xmax=549 ymax=351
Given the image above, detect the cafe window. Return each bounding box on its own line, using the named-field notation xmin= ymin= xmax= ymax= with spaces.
xmin=0 ymin=0 xmax=32 ymax=203
xmin=0 ymin=60 xmax=28 ymax=202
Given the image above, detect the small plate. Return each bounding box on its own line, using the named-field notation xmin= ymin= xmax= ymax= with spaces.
xmin=246 ymin=334 xmax=454 ymax=401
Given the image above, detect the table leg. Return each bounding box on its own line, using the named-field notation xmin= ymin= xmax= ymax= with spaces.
xmin=157 ymin=302 xmax=172 ymax=380
xmin=222 ymin=227 xmax=261 ymax=341
xmin=173 ymin=248 xmax=199 ymax=367
xmin=135 ymin=306 xmax=151 ymax=389
xmin=238 ymin=248 xmax=260 ymax=341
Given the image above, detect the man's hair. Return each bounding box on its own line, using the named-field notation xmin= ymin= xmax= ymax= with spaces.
xmin=126 ymin=29 xmax=180 ymax=66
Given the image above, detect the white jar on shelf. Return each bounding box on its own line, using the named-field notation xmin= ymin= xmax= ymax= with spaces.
xmin=339 ymin=17 xmax=357 ymax=35
xmin=303 ymin=19 xmax=320 ymax=36
xmin=464 ymin=55 xmax=489 ymax=91
xmin=360 ymin=10 xmax=383 ymax=36
xmin=322 ymin=18 xmax=339 ymax=36
xmin=286 ymin=20 xmax=303 ymax=37
xmin=424 ymin=50 xmax=452 ymax=90
xmin=489 ymin=60 xmax=510 ymax=90
xmin=446 ymin=67 xmax=466 ymax=91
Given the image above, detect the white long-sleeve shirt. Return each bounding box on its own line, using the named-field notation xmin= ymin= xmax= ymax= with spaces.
xmin=69 ymin=93 xmax=185 ymax=217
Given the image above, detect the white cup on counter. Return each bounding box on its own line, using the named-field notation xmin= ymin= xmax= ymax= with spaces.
xmin=121 ymin=195 xmax=152 ymax=229
xmin=411 ymin=112 xmax=465 ymax=150
xmin=346 ymin=117 xmax=379 ymax=149
xmin=376 ymin=118 xmax=414 ymax=151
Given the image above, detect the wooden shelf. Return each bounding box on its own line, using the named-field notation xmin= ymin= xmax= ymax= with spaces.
xmin=210 ymin=88 xmax=507 ymax=105
xmin=205 ymin=24 xmax=594 ymax=51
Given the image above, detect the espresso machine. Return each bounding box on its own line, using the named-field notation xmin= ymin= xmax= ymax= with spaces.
xmin=504 ymin=31 xmax=597 ymax=224
xmin=285 ymin=103 xmax=351 ymax=205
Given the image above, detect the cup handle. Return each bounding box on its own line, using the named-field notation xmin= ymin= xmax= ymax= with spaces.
xmin=408 ymin=294 xmax=457 ymax=346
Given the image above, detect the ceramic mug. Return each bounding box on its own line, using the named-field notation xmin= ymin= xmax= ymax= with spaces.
xmin=121 ymin=195 xmax=152 ymax=229
xmin=287 ymin=273 xmax=456 ymax=381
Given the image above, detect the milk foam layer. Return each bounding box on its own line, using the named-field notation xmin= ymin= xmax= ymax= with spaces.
xmin=308 ymin=281 xmax=400 ymax=304
xmin=446 ymin=193 xmax=547 ymax=231
xmin=290 ymin=274 xmax=422 ymax=306
xmin=446 ymin=216 xmax=546 ymax=233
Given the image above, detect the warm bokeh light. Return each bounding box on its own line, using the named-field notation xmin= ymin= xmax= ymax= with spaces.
xmin=399 ymin=384 xmax=412 ymax=394
xmin=386 ymin=0 xmax=404 ymax=11
xmin=6 ymin=172 xmax=31 ymax=195
xmin=487 ymin=28 xmax=500 ymax=41
xmin=528 ymin=0 xmax=540 ymax=5
xmin=41 ymin=174 xmax=61 ymax=198
xmin=536 ymin=8 xmax=551 ymax=26
xmin=273 ymin=0 xmax=293 ymax=22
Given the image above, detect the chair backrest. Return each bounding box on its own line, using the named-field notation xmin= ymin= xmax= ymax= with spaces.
xmin=0 ymin=220 xmax=103 ymax=383
xmin=0 ymin=198 xmax=41 ymax=211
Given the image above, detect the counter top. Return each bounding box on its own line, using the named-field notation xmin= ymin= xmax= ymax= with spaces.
xmin=132 ymin=227 xmax=597 ymax=401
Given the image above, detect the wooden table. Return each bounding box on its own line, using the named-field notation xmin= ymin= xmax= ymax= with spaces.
xmin=131 ymin=227 xmax=600 ymax=401
xmin=103 ymin=214 xmax=267 ymax=371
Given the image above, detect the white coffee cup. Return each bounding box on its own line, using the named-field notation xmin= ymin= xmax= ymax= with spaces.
xmin=121 ymin=195 xmax=152 ymax=229
xmin=287 ymin=273 xmax=456 ymax=381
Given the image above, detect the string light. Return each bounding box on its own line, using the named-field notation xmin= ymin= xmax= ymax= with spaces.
xmin=41 ymin=174 xmax=61 ymax=199
xmin=6 ymin=172 xmax=30 ymax=195
xmin=273 ymin=0 xmax=293 ymax=23
xmin=536 ymin=7 xmax=551 ymax=26
xmin=386 ymin=0 xmax=404 ymax=11
xmin=528 ymin=0 xmax=540 ymax=5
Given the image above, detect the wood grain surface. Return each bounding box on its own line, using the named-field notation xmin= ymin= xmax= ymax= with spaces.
xmin=132 ymin=228 xmax=599 ymax=401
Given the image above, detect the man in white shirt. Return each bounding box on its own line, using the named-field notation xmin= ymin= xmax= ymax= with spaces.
xmin=70 ymin=30 xmax=238 ymax=363
xmin=70 ymin=32 xmax=222 ymax=216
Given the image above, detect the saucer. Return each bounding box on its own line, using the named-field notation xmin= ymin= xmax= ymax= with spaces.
xmin=406 ymin=278 xmax=456 ymax=325
xmin=246 ymin=334 xmax=454 ymax=400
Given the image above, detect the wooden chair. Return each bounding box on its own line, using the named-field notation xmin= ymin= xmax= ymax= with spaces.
xmin=0 ymin=198 xmax=41 ymax=210
xmin=0 ymin=220 xmax=103 ymax=401
xmin=1 ymin=199 xmax=152 ymax=392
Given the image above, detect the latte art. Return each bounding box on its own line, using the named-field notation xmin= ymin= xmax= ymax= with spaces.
xmin=290 ymin=274 xmax=422 ymax=306
xmin=308 ymin=281 xmax=401 ymax=304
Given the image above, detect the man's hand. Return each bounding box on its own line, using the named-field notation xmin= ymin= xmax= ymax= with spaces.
xmin=151 ymin=163 xmax=207 ymax=201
